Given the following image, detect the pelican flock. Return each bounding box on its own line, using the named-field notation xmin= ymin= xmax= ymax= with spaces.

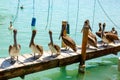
xmin=9 ymin=29 xmax=21 ymax=63
xmin=29 ymin=30 xmax=43 ymax=59
xmin=7 ymin=20 xmax=120 ymax=62
xmin=101 ymin=23 xmax=119 ymax=45
xmin=48 ymin=30 xmax=60 ymax=56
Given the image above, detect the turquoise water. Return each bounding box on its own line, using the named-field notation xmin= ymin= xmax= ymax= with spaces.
xmin=0 ymin=0 xmax=120 ymax=80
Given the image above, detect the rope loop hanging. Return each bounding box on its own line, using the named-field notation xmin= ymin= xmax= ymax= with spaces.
xmin=32 ymin=0 xmax=35 ymax=17
xmin=75 ymin=0 xmax=80 ymax=37
xmin=45 ymin=0 xmax=50 ymax=30
xmin=12 ymin=0 xmax=20 ymax=24
xmin=31 ymin=0 xmax=36 ymax=30
xmin=67 ymin=0 xmax=69 ymax=22
xmin=91 ymin=0 xmax=96 ymax=31
xmin=49 ymin=0 xmax=53 ymax=29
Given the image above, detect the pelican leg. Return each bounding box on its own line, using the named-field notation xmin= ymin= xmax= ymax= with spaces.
xmin=10 ymin=56 xmax=15 ymax=64
xmin=102 ymin=42 xmax=108 ymax=47
xmin=34 ymin=53 xmax=36 ymax=59
xmin=17 ymin=56 xmax=18 ymax=61
xmin=57 ymin=52 xmax=60 ymax=56
xmin=50 ymin=52 xmax=53 ymax=57
xmin=65 ymin=47 xmax=69 ymax=51
xmin=86 ymin=44 xmax=89 ymax=49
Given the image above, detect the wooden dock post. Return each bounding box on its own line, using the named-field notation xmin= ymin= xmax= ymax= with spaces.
xmin=79 ymin=20 xmax=89 ymax=73
xmin=61 ymin=21 xmax=67 ymax=48
xmin=118 ymin=57 xmax=120 ymax=71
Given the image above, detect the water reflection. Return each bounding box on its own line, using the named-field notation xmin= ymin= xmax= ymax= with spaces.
xmin=77 ymin=72 xmax=86 ymax=80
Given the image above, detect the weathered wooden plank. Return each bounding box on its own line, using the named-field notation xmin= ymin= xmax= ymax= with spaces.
xmin=86 ymin=44 xmax=120 ymax=60
xmin=0 ymin=57 xmax=59 ymax=79
xmin=0 ymin=42 xmax=120 ymax=79
xmin=59 ymin=49 xmax=81 ymax=66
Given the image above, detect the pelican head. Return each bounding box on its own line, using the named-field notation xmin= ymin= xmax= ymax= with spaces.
xmin=49 ymin=30 xmax=52 ymax=35
xmin=32 ymin=29 xmax=37 ymax=36
xmin=13 ymin=29 xmax=17 ymax=34
xmin=81 ymin=20 xmax=92 ymax=32
xmin=103 ymin=23 xmax=106 ymax=31
xmin=98 ymin=23 xmax=102 ymax=31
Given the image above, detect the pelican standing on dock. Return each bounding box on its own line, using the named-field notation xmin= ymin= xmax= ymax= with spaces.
xmin=101 ymin=23 xmax=119 ymax=45
xmin=81 ymin=20 xmax=97 ymax=48
xmin=96 ymin=23 xmax=102 ymax=38
xmin=48 ymin=30 xmax=60 ymax=56
xmin=59 ymin=22 xmax=77 ymax=52
xmin=9 ymin=29 xmax=21 ymax=63
xmin=111 ymin=27 xmax=118 ymax=35
xmin=29 ymin=30 xmax=43 ymax=59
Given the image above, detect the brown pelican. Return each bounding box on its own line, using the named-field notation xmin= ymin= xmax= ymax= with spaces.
xmin=48 ymin=30 xmax=60 ymax=56
xmin=111 ymin=27 xmax=118 ymax=35
xmin=81 ymin=20 xmax=97 ymax=48
xmin=101 ymin=23 xmax=119 ymax=45
xmin=29 ymin=30 xmax=43 ymax=59
xmin=9 ymin=29 xmax=21 ymax=63
xmin=87 ymin=35 xmax=98 ymax=48
xmin=59 ymin=23 xmax=77 ymax=52
xmin=96 ymin=23 xmax=102 ymax=38
xmin=96 ymin=23 xmax=115 ymax=39
xmin=81 ymin=20 xmax=97 ymax=42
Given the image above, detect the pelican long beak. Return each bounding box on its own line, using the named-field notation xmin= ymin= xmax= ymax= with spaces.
xmin=29 ymin=30 xmax=36 ymax=47
xmin=59 ymin=30 xmax=62 ymax=40
xmin=59 ymin=25 xmax=64 ymax=40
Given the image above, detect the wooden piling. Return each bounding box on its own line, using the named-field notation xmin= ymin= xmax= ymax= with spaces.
xmin=61 ymin=21 xmax=67 ymax=48
xmin=79 ymin=21 xmax=89 ymax=73
xmin=118 ymin=57 xmax=120 ymax=71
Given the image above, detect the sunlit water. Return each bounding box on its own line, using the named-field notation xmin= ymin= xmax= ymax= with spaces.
xmin=0 ymin=0 xmax=120 ymax=80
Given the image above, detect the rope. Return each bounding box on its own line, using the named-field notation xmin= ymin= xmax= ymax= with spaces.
xmin=67 ymin=0 xmax=69 ymax=22
xmin=75 ymin=0 xmax=80 ymax=37
xmin=49 ymin=0 xmax=53 ymax=29
xmin=97 ymin=0 xmax=120 ymax=30
xmin=33 ymin=0 xmax=35 ymax=17
xmin=45 ymin=0 xmax=51 ymax=29
xmin=12 ymin=0 xmax=20 ymax=24
xmin=92 ymin=0 xmax=96 ymax=30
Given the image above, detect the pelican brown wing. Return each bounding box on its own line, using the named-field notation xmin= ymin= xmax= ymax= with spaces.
xmin=88 ymin=35 xmax=97 ymax=48
xmin=36 ymin=45 xmax=43 ymax=55
xmin=62 ymin=36 xmax=76 ymax=52
xmin=53 ymin=44 xmax=60 ymax=51
xmin=105 ymin=33 xmax=119 ymax=42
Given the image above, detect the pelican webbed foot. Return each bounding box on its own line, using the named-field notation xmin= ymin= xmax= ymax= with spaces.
xmin=33 ymin=53 xmax=40 ymax=60
xmin=10 ymin=56 xmax=16 ymax=64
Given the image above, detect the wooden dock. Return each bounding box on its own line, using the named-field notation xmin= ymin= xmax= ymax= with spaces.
xmin=0 ymin=41 xmax=120 ymax=79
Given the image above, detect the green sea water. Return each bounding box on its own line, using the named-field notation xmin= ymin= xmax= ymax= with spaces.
xmin=0 ymin=0 xmax=120 ymax=80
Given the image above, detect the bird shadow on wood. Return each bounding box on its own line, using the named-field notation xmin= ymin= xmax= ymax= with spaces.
xmin=42 ymin=55 xmax=58 ymax=61
xmin=0 ymin=58 xmax=16 ymax=69
xmin=61 ymin=49 xmax=74 ymax=53
xmin=98 ymin=44 xmax=115 ymax=49
xmin=24 ymin=55 xmax=41 ymax=63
